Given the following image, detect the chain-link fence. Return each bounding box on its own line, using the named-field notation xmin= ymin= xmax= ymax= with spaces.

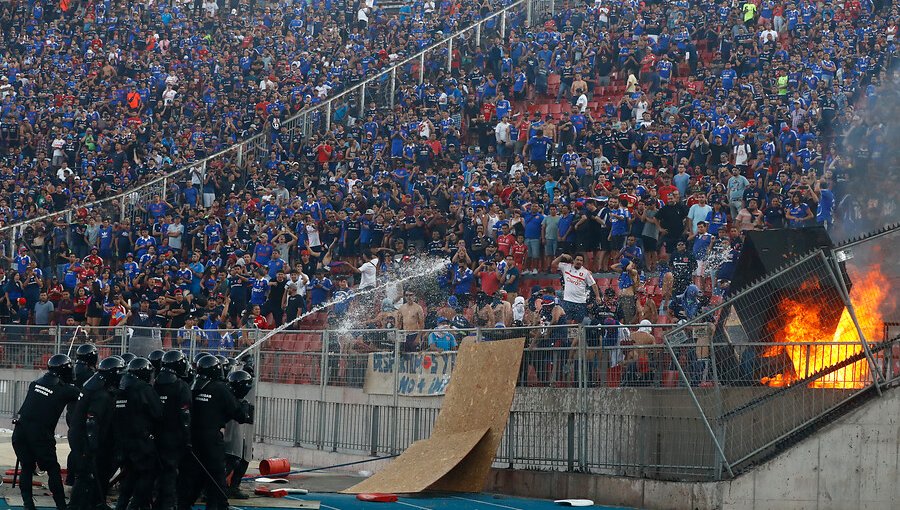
xmin=662 ymin=226 xmax=900 ymax=478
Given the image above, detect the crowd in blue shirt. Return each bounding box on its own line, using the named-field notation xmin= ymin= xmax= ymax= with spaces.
xmin=0 ymin=0 xmax=897 ymax=339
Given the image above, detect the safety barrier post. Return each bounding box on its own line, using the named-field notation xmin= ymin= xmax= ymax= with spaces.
xmin=577 ymin=325 xmax=587 ymax=471
xmin=119 ymin=326 xmax=128 ymax=355
xmin=389 ymin=68 xmax=396 ymax=109
xmin=419 ymin=53 xmax=425 ymax=84
xmin=447 ymin=38 xmax=453 ymax=72
xmin=325 ymin=102 xmax=332 ymax=131
xmin=359 ymin=83 xmax=366 ymax=118
xmin=317 ymin=330 xmax=329 ymax=450
xmin=370 ymin=405 xmax=380 ymax=456
xmin=390 ymin=329 xmax=402 ymax=454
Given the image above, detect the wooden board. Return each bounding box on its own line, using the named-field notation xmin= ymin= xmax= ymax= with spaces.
xmin=428 ymin=338 xmax=525 ymax=492
xmin=344 ymin=338 xmax=525 ymax=494
xmin=343 ymin=428 xmax=488 ymax=494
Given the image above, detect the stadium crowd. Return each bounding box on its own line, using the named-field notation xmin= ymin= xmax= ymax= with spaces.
xmin=0 ymin=0 xmax=897 ymax=364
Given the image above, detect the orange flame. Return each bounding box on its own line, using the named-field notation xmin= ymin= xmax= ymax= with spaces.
xmin=761 ymin=265 xmax=889 ymax=389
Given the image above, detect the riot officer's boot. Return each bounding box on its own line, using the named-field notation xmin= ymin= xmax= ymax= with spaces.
xmin=226 ymin=487 xmax=248 ymax=500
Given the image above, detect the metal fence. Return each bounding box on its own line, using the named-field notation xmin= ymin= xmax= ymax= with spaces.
xmin=0 ymin=316 xmax=896 ymax=480
xmin=662 ymin=227 xmax=900 ymax=478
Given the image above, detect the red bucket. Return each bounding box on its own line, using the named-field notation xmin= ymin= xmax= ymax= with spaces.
xmin=259 ymin=458 xmax=291 ymax=476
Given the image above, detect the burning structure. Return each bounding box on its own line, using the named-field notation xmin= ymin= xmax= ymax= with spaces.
xmin=710 ymin=226 xmax=897 ymax=389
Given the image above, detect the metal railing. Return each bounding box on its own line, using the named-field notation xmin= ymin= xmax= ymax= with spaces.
xmin=0 ymin=0 xmax=547 ymax=251
xmin=0 ymin=319 xmax=896 ymax=480
xmin=662 ymin=226 xmax=900 ymax=478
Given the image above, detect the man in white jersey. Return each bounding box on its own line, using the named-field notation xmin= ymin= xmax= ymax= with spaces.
xmin=340 ymin=248 xmax=392 ymax=290
xmin=552 ymin=253 xmax=601 ymax=324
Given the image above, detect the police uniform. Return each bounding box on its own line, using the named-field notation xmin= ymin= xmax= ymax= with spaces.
xmin=114 ymin=372 xmax=163 ymax=510
xmin=66 ymin=359 xmax=95 ymax=484
xmin=154 ymin=369 xmax=192 ymax=510
xmin=178 ymin=375 xmax=251 ymax=510
xmin=13 ymin=371 xmax=80 ymax=510
xmin=68 ymin=374 xmax=118 ymax=510
xmin=223 ymin=366 xmax=254 ymax=496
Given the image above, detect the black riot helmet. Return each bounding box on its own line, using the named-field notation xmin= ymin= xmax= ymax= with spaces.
xmin=238 ymin=353 xmax=255 ymax=377
xmin=127 ymin=357 xmax=154 ymax=383
xmin=227 ymin=370 xmax=253 ymax=399
xmin=225 ymin=357 xmax=237 ymax=374
xmin=97 ymin=356 xmax=127 ymax=387
xmin=196 ymin=354 xmax=223 ymax=380
xmin=193 ymin=352 xmax=211 ymax=367
xmin=48 ymin=354 xmax=74 ymax=384
xmin=215 ymin=355 xmax=232 ymax=375
xmin=160 ymin=350 xmax=188 ymax=377
xmin=148 ymin=350 xmax=166 ymax=373
xmin=121 ymin=353 xmax=137 ymax=365
xmin=75 ymin=344 xmax=99 ymax=366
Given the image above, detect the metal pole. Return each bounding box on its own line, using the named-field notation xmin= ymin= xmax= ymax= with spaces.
xmin=820 ymin=251 xmax=884 ymax=392
xmin=325 ymin=101 xmax=332 ymax=131
xmin=501 ymin=11 xmax=507 ymax=38
xmin=475 ymin=22 xmax=481 ymax=47
xmin=252 ymin=332 xmax=262 ymax=442
xmin=662 ymin=338 xmax=735 ymax=478
xmin=236 ymin=143 xmax=243 ymax=168
xmin=318 ymin=330 xmax=329 ymax=449
xmin=293 ymin=400 xmax=304 ymax=447
xmin=577 ymin=325 xmax=587 ymax=471
xmin=359 ymin=84 xmax=366 ymax=118
xmin=55 ymin=325 xmax=62 ymax=353
xmin=391 ymin=329 xmax=402 ymax=454
xmin=526 ymin=0 xmax=533 ymax=26
xmin=419 ymin=53 xmax=425 ymax=84
xmin=389 ymin=68 xmax=396 ymax=110
xmin=447 ymin=38 xmax=453 ymax=73
xmin=370 ymin=406 xmax=380 ymax=456
xmin=120 ymin=326 xmax=128 ymax=354
xmin=708 ymin=327 xmax=727 ymax=480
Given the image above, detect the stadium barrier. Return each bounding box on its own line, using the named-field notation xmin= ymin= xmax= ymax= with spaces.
xmin=1 ymin=320 xmax=898 ymax=480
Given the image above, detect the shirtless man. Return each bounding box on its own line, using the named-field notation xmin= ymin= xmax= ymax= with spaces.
xmin=398 ymin=290 xmax=425 ymax=352
xmin=435 ymin=297 xmax=458 ymax=323
xmin=492 ymin=290 xmax=513 ymax=326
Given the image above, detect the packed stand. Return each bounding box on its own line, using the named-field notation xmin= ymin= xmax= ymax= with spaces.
xmin=0 ymin=0 xmax=518 ymax=230
xmin=0 ymin=0 xmax=897 ymax=387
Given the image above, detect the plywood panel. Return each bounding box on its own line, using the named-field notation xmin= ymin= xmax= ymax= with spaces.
xmin=428 ymin=338 xmax=525 ymax=492
xmin=344 ymin=428 xmax=489 ymax=494
xmin=345 ymin=338 xmax=526 ymax=494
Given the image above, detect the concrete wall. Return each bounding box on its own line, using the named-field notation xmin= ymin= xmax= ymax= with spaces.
xmin=486 ymin=387 xmax=900 ymax=510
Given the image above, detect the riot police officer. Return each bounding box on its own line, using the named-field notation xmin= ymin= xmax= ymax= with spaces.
xmin=224 ymin=366 xmax=254 ymax=499
xmin=114 ymin=358 xmax=162 ymax=510
xmin=154 ymin=351 xmax=192 ymax=510
xmin=178 ymin=355 xmax=252 ymax=510
xmin=67 ymin=343 xmax=99 ymax=485
xmin=148 ymin=350 xmax=166 ymax=379
xmin=69 ymin=356 xmax=125 ymax=510
xmin=13 ymin=354 xmax=80 ymax=510
xmin=74 ymin=344 xmax=99 ymax=387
